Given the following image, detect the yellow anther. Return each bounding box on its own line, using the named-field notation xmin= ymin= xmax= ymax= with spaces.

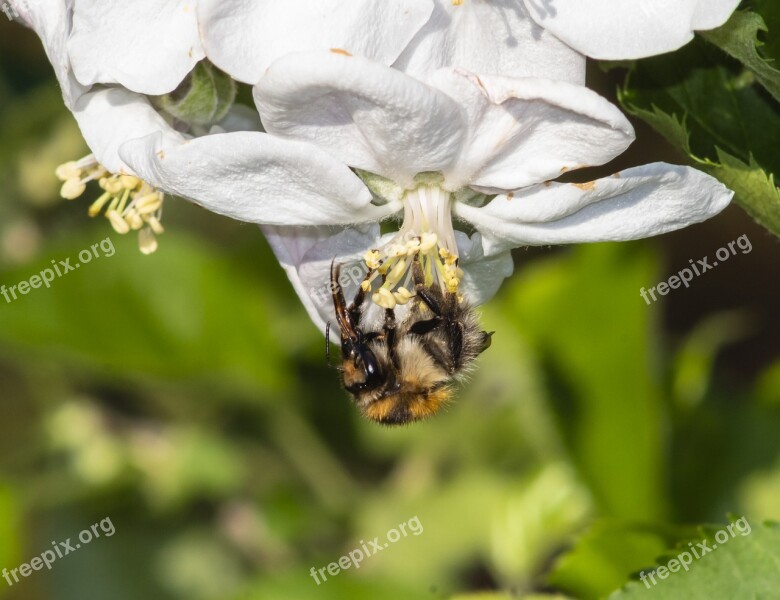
xmin=106 ymin=210 xmax=130 ymax=234
xmin=55 ymin=161 xmax=81 ymax=181
xmin=361 ymin=280 xmax=372 ymax=292
xmin=101 ymin=178 xmax=124 ymax=194
xmin=125 ymin=210 xmax=144 ymax=230
xmin=364 ymin=249 xmax=381 ymax=269
xmin=60 ymin=179 xmax=86 ymax=200
xmin=118 ymin=175 xmax=141 ymax=190
xmin=386 ymin=258 xmax=407 ymax=286
xmin=372 ymin=287 xmax=397 ymax=309
xmin=439 ymin=247 xmax=451 ymax=259
xmin=146 ymin=216 xmax=165 ymax=235
xmin=386 ymin=244 xmax=407 ymax=258
xmin=138 ymin=227 xmax=158 ymax=255
xmin=420 ymin=232 xmax=438 ymax=252
xmin=394 ymin=287 xmax=415 ymax=305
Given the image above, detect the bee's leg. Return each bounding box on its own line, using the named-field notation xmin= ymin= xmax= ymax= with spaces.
xmin=384 ymin=307 xmax=402 ymax=369
xmin=478 ymin=331 xmax=494 ymax=354
xmin=421 ymin=339 xmax=454 ymax=374
xmin=409 ymin=317 xmax=442 ymax=336
xmin=411 ymin=254 xmax=445 ymax=316
xmin=446 ymin=320 xmax=465 ymax=371
xmin=347 ymin=264 xmax=375 ymax=325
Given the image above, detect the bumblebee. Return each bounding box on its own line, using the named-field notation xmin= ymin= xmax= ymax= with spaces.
xmin=328 ymin=257 xmax=492 ymax=425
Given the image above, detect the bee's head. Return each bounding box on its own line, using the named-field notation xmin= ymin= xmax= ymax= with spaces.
xmin=341 ymin=341 xmax=385 ymax=394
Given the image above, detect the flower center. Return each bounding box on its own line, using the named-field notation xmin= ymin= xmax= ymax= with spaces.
xmin=363 ymin=183 xmax=463 ymax=309
xmin=56 ymin=154 xmax=165 ymax=254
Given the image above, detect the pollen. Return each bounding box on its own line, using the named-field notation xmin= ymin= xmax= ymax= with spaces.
xmin=56 ymin=154 xmax=166 ymax=254
xmin=362 ymin=182 xmax=463 ymax=306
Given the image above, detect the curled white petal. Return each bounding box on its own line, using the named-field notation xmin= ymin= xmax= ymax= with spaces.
xmin=396 ymin=0 xmax=584 ymax=85
xmin=256 ymin=51 xmax=467 ymax=188
xmin=262 ymin=224 xmax=381 ymax=338
xmin=119 ymin=130 xmax=398 ymax=226
xmin=67 ymin=0 xmax=205 ymax=94
xmin=455 ymin=231 xmax=514 ymax=307
xmin=433 ymin=69 xmax=634 ymax=190
xmin=522 ymin=0 xmax=741 ymax=60
xmin=73 ymin=88 xmax=183 ymax=174
xmin=199 ymin=0 xmax=433 ymax=84
xmin=455 ymin=163 xmax=734 ymax=256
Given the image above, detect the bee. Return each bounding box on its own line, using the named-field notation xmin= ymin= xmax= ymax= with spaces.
xmin=328 ymin=256 xmax=493 ymax=425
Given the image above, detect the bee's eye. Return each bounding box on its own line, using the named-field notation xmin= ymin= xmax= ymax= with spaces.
xmin=357 ymin=348 xmax=383 ymax=388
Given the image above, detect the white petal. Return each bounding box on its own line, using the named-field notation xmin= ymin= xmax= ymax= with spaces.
xmin=67 ymin=0 xmax=204 ymax=94
xmin=455 ymin=163 xmax=734 ymax=255
xmin=10 ymin=0 xmax=86 ymax=108
xmin=455 ymin=231 xmax=514 ymax=307
xmin=523 ymin=0 xmax=741 ymax=60
xmin=119 ymin=131 xmax=398 ymax=226
xmin=395 ymin=0 xmax=584 ymax=85
xmin=255 ymin=52 xmax=467 ymax=188
xmin=73 ymin=88 xmax=182 ymax=174
xmin=199 ymin=0 xmax=433 ymax=84
xmin=262 ymin=224 xmax=381 ymax=338
xmin=433 ymin=70 xmax=634 ymax=191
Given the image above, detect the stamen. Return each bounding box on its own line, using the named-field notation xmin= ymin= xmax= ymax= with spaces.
xmin=363 ymin=181 xmax=463 ymax=306
xmin=55 ymin=154 xmax=167 ymax=254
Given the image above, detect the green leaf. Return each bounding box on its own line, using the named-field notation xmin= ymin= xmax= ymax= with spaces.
xmin=618 ymin=36 xmax=780 ymax=237
xmin=608 ymin=520 xmax=780 ymax=599
xmin=701 ymin=11 xmax=780 ymax=103
xmin=548 ymin=521 xmax=695 ymax=600
xmin=501 ymin=243 xmax=666 ymax=521
xmin=708 ymin=148 xmax=780 ymax=236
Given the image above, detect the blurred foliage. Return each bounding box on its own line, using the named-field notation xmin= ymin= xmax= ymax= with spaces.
xmin=2 ymin=5 xmax=780 ymax=600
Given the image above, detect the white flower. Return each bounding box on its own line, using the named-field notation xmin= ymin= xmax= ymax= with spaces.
xmin=405 ymin=0 xmax=741 ymax=62
xmin=65 ymin=0 xmax=433 ymax=93
xmin=118 ymin=50 xmax=732 ymax=331
xmin=10 ymin=0 xmax=433 ymax=253
xmin=12 ymin=0 xmax=735 ymax=336
xmin=519 ymin=0 xmax=741 ymax=60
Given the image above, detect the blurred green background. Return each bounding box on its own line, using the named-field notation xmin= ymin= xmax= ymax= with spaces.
xmin=2 ymin=13 xmax=780 ymax=600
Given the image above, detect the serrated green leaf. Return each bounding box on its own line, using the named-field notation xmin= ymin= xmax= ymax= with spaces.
xmin=607 ymin=520 xmax=780 ymax=599
xmin=701 ymin=11 xmax=780 ymax=103
xmin=614 ymin=98 xmax=695 ymax=160
xmin=619 ymin=36 xmax=780 ymax=237
xmin=707 ymin=148 xmax=780 ymax=236
xmin=750 ymin=0 xmax=780 ymax=62
xmin=548 ymin=521 xmax=698 ymax=600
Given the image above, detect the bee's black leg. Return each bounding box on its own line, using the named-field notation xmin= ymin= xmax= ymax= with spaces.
xmin=347 ymin=264 xmax=374 ymax=325
xmin=411 ymin=254 xmax=444 ymax=316
xmin=384 ymin=307 xmax=401 ymax=369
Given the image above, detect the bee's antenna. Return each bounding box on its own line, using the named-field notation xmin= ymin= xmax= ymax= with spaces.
xmin=325 ymin=322 xmax=331 ymax=366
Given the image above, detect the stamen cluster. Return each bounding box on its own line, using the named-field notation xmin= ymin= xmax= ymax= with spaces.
xmin=56 ymin=155 xmax=165 ymax=254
